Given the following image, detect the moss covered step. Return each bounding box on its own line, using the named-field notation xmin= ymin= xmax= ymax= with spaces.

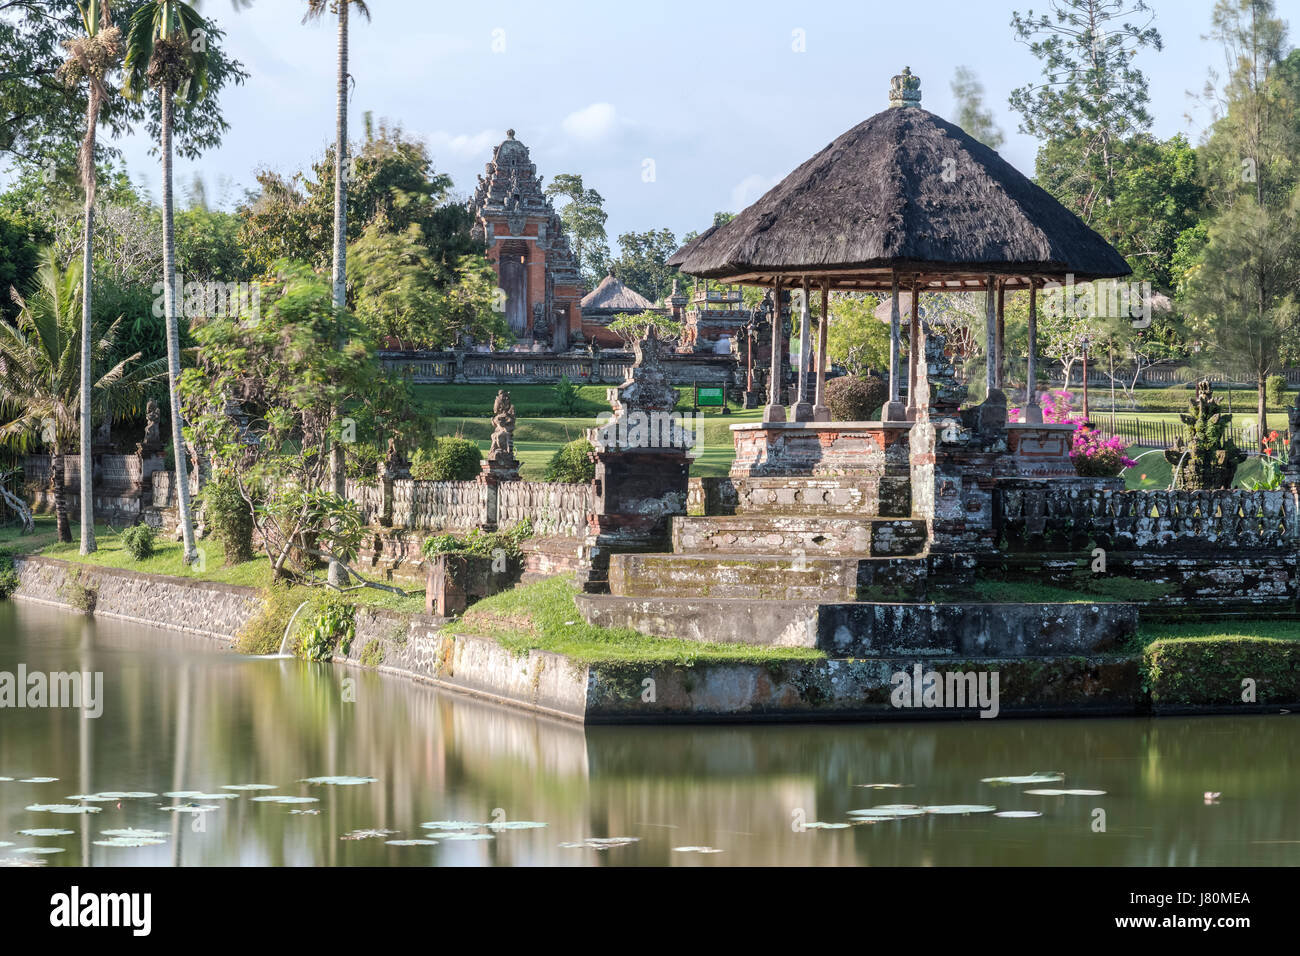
xmin=576 ymin=593 xmax=1138 ymax=657
xmin=671 ymin=515 xmax=926 ymax=557
xmin=689 ymin=475 xmax=909 ymax=517
xmin=607 ymin=552 xmax=924 ymax=601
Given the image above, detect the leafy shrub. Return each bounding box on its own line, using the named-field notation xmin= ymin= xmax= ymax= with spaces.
xmin=299 ymin=593 xmax=356 ymax=662
xmin=0 ymin=551 xmax=19 ymax=600
xmin=553 ymin=375 xmax=581 ymax=415
xmin=825 ymin=374 xmax=887 ymax=421
xmin=120 ymin=524 xmax=158 ymax=561
xmin=202 ymin=476 xmax=254 ymax=565
xmin=1266 ymin=374 xmax=1289 ymax=409
xmin=345 ymin=443 xmax=385 ymax=482
xmin=410 ymin=436 xmax=482 ymax=481
xmin=237 ymin=585 xmax=304 ymax=655
xmin=543 ymin=438 xmax=595 ymax=483
xmin=422 ymin=519 xmax=534 ymax=562
xmin=62 ymin=569 xmax=97 ymax=614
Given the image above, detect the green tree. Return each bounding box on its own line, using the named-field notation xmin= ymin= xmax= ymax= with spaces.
xmin=60 ymin=0 xmax=123 ymax=555
xmin=825 ymin=295 xmax=889 ymax=377
xmin=0 ymin=249 xmax=163 ymax=542
xmin=1183 ymin=0 xmax=1300 ymax=445
xmin=951 ymin=66 xmax=1004 ymax=149
xmin=1010 ymin=0 xmax=1163 ymax=222
xmin=544 ymin=173 xmax=609 ymax=286
xmin=609 ymin=228 xmax=679 ymax=303
xmin=122 ymin=0 xmax=238 ymax=564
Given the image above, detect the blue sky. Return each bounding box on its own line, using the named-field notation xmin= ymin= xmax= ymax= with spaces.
xmin=30 ymin=0 xmax=1292 ymax=244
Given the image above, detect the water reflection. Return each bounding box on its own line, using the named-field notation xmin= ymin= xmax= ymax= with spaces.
xmin=0 ymin=601 xmax=1296 ymax=866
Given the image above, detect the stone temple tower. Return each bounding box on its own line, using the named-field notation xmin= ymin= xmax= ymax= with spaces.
xmin=468 ymin=130 xmax=585 ymax=351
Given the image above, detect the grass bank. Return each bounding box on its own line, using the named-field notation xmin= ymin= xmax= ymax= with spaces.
xmin=444 ymin=574 xmax=824 ymax=665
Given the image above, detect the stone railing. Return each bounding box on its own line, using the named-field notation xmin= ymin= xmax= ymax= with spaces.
xmin=344 ymin=479 xmax=384 ymax=525
xmin=391 ymin=479 xmax=486 ymax=532
xmin=377 ymin=349 xmax=738 ymax=386
xmin=499 ymin=481 xmax=594 ymax=538
xmin=997 ymin=479 xmax=1300 ymax=551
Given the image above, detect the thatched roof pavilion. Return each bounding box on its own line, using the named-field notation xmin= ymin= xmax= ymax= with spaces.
xmin=670 ymin=67 xmax=1132 ymax=424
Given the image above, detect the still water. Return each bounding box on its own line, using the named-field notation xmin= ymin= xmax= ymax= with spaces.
xmin=0 ymin=601 xmax=1297 ymax=866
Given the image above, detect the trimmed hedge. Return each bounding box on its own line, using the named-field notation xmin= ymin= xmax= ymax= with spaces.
xmin=543 ymin=438 xmax=596 ymax=483
xmin=1143 ymin=636 xmax=1300 ymax=708
xmin=410 ymin=436 xmax=482 ymax=481
xmin=825 ymin=374 xmax=887 ymax=421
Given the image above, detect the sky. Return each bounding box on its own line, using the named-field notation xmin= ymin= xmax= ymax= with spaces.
xmin=13 ymin=0 xmax=1294 ymax=245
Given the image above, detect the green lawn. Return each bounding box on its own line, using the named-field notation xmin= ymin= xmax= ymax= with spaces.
xmin=445 ymin=574 xmax=824 ymax=665
xmin=1138 ymin=618 xmax=1300 ymax=645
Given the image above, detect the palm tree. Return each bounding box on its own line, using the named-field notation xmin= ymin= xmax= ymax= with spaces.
xmin=59 ymin=0 xmax=123 ymax=556
xmin=122 ymin=0 xmax=211 ymax=565
xmin=304 ymin=0 xmax=370 ymax=587
xmin=0 ymin=250 xmax=165 ymax=542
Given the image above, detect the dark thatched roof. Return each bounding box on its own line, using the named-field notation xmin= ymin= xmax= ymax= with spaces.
xmin=580 ymin=272 xmax=656 ymax=311
xmin=669 ymin=101 xmax=1131 ymax=290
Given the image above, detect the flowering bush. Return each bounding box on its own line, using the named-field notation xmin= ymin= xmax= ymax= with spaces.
xmin=1243 ymin=430 xmax=1291 ymax=490
xmin=1041 ymin=389 xmax=1083 ymax=425
xmin=1070 ymin=425 xmax=1137 ymax=477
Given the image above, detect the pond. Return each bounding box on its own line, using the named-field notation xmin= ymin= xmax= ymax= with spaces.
xmin=0 ymin=601 xmax=1297 ymax=866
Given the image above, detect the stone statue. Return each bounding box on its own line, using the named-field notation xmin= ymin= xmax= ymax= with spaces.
xmin=142 ymin=398 xmax=162 ymax=449
xmin=1287 ymin=401 xmax=1300 ymax=475
xmin=1164 ymin=380 xmax=1247 ymax=490
xmin=489 ymin=390 xmax=516 ymax=459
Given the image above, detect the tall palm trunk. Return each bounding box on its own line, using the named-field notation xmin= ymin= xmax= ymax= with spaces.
xmin=52 ymin=444 xmax=71 ymax=543
xmin=327 ymin=0 xmax=349 ymax=587
xmin=160 ymin=86 xmax=198 ymax=563
xmin=79 ymin=94 xmax=98 ymax=555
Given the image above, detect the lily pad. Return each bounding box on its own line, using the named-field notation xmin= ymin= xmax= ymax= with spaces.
xmin=66 ymin=794 xmax=118 ymax=803
xmin=673 ymin=846 xmax=724 ymax=853
xmin=424 ymin=832 xmax=493 ymax=841
xmin=162 ymin=791 xmax=203 ymax=798
xmin=251 ymin=795 xmax=318 ymax=804
xmin=12 ymin=846 xmax=63 ymax=854
xmin=288 ymin=809 xmax=321 ymax=815
xmin=420 ymin=820 xmax=486 ymax=831
xmin=801 ymin=822 xmax=851 ymax=829
xmin=221 ymin=784 xmax=276 ymax=791
xmin=386 ymin=839 xmax=439 ymax=846
xmin=16 ymin=828 xmax=73 ymax=837
xmin=298 ymin=776 xmax=377 ymax=786
xmin=922 ymin=805 xmax=997 ymax=814
xmin=846 ymin=805 xmax=926 ymax=819
xmin=994 ymin=811 xmax=1044 ymax=818
xmin=0 ymin=842 xmax=10 ymax=847
xmin=340 ymin=828 xmax=398 ymax=841
xmin=101 ymin=828 xmax=169 ymax=839
xmin=981 ymin=772 xmax=1065 ymax=785
xmin=558 ymin=837 xmax=639 ymax=850
xmin=25 ymin=804 xmax=101 ymax=814
xmin=487 ymin=821 xmax=547 ymax=830
xmin=18 ymin=777 xmax=58 ymax=784
xmin=159 ymin=804 xmax=220 ymax=814
xmin=0 ymin=857 xmax=47 ymax=867
xmin=1024 ymin=788 xmax=1107 ymax=796
xmin=93 ymin=832 xmax=166 ymax=848
xmin=854 ymin=783 xmax=912 ymax=789
xmin=87 ymin=791 xmax=156 ymax=800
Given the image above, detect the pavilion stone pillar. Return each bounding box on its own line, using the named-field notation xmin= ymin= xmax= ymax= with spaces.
xmin=813 ymin=282 xmax=830 ymax=421
xmin=792 ymin=276 xmax=814 ymax=421
xmin=984 ymin=274 xmax=998 ymax=399
xmin=763 ymin=278 xmax=786 ymax=423
xmin=995 ymin=280 xmax=1006 ymax=390
xmin=905 ymin=278 xmax=921 ymax=421
xmin=1024 ymin=279 xmax=1043 ymax=423
xmin=885 ymin=271 xmax=906 ymax=421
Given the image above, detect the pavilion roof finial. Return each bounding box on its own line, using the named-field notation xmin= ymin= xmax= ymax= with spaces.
xmin=889 ymin=66 xmax=921 ymax=108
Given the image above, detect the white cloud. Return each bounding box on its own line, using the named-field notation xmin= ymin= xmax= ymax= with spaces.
xmin=561 ymin=102 xmax=618 ymax=142
xmin=730 ymin=173 xmax=782 ymax=210
xmin=424 ymin=129 xmax=502 ymax=163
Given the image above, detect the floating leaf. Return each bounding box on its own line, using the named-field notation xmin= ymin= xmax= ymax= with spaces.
xmin=0 ymin=842 xmax=11 ymax=847
xmin=994 ymin=811 xmax=1043 ymax=818
xmin=846 ymin=805 xmax=926 ymax=819
xmin=420 ymin=820 xmax=486 ymax=831
xmin=854 ymin=783 xmax=911 ymax=789
xmin=340 ymin=828 xmax=398 ymax=841
xmin=289 ymin=809 xmax=321 ymax=815
xmin=66 ymin=794 xmax=118 ymax=803
xmin=0 ymin=857 xmax=46 ymax=867
xmin=17 ymin=829 xmax=73 ymax=837
xmin=558 ymin=837 xmax=639 ymax=850
xmin=298 ymin=776 xmax=377 ymax=786
xmin=159 ymin=804 xmax=220 ymax=814
xmin=673 ymin=846 xmax=724 ymax=853
xmin=922 ymin=805 xmax=997 ymax=815
xmin=94 ymin=837 xmax=166 ymax=847
xmin=386 ymin=839 xmax=438 ymax=846
xmin=424 ymin=832 xmax=493 ymax=841
xmin=102 ymin=828 xmax=168 ymax=839
xmin=221 ymin=784 xmax=276 ymax=791
xmin=487 ymin=821 xmax=547 ymax=830
xmin=162 ymin=791 xmax=203 ymax=798
xmin=981 ymin=772 xmax=1065 ymax=785
xmin=25 ymin=804 xmax=101 ymax=814
xmin=252 ymin=795 xmax=319 ymax=804
xmin=801 ymin=822 xmax=851 ymax=829
xmin=12 ymin=846 xmax=63 ymax=854
xmin=18 ymin=777 xmax=58 ymax=784
xmin=1024 ymin=788 xmax=1106 ymax=797
xmin=88 ymin=791 xmax=156 ymax=800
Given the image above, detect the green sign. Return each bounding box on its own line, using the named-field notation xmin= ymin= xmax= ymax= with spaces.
xmin=696 ymin=385 xmax=725 ymax=407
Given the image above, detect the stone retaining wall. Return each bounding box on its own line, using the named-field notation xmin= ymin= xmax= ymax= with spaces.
xmin=12 ymin=556 xmax=260 ymax=641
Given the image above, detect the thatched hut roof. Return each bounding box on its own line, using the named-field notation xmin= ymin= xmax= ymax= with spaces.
xmin=668 ymin=71 xmax=1130 ymax=291
xmin=580 ymin=272 xmax=655 ymax=311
